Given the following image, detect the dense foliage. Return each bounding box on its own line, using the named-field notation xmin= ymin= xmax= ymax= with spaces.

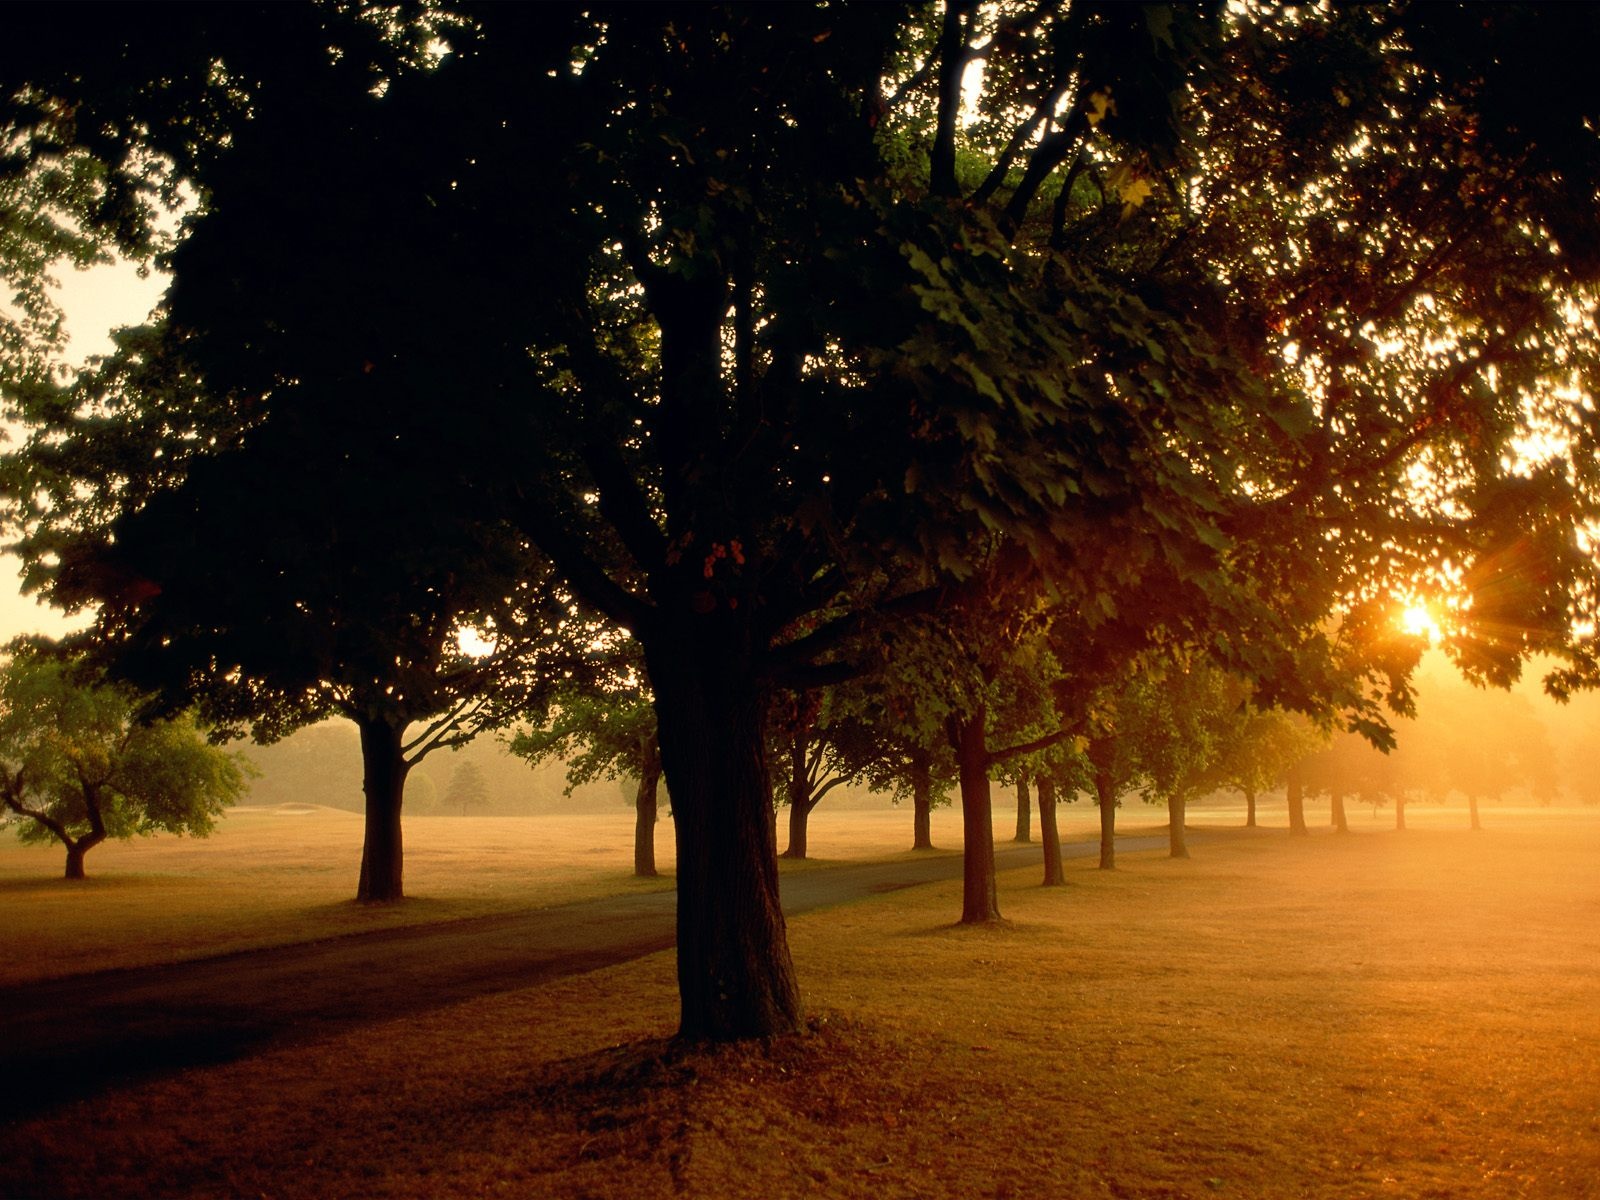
xmin=3 ymin=2 xmax=1597 ymax=1038
xmin=0 ymin=647 xmax=245 ymax=877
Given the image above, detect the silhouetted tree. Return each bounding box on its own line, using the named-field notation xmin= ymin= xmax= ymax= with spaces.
xmin=443 ymin=760 xmax=490 ymax=818
xmin=7 ymin=2 xmax=1600 ymax=1041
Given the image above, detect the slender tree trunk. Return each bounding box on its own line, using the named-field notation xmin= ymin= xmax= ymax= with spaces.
xmin=953 ymin=708 xmax=1001 ymax=924
xmin=911 ymin=749 xmax=935 ymax=851
xmin=782 ymin=727 xmax=811 ymax=860
xmin=647 ymin=627 xmax=802 ymax=1041
xmin=1245 ymin=786 xmax=1257 ymax=828
xmin=1287 ymin=764 xmax=1308 ymax=836
xmin=355 ymin=713 xmax=410 ymax=903
xmin=1038 ymin=775 xmax=1063 ymax=886
xmin=1331 ymin=788 xmax=1349 ymax=834
xmin=1094 ymin=765 xmax=1117 ymax=870
xmin=1167 ymin=792 xmax=1190 ymax=859
xmin=1014 ymin=773 xmax=1031 ymax=842
xmin=1469 ymin=794 xmax=1481 ymax=831
xmin=634 ymin=762 xmax=661 ymax=878
xmin=1396 ymin=793 xmax=1407 ymax=830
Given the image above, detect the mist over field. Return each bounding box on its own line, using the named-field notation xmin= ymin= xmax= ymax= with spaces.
xmin=235 ymin=659 xmax=1600 ymax=819
xmin=5 ymin=4 xmax=1600 ymax=1197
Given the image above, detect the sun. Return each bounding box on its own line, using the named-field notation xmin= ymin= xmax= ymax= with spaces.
xmin=1400 ymin=603 xmax=1442 ymax=643
xmin=456 ymin=627 xmax=497 ymax=659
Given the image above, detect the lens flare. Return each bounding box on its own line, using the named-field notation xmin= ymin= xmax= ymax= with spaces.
xmin=1400 ymin=603 xmax=1442 ymax=643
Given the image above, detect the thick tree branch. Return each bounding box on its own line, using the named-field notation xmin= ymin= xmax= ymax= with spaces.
xmin=510 ymin=486 xmax=654 ymax=634
xmin=984 ymin=724 xmax=1079 ymax=770
xmin=764 ymin=584 xmax=946 ymax=678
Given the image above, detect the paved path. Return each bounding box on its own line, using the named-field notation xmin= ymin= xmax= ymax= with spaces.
xmin=1 ymin=834 xmax=1165 ymax=1119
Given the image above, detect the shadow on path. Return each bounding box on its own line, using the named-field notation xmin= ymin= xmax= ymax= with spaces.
xmin=0 ymin=833 xmax=1169 ymax=1119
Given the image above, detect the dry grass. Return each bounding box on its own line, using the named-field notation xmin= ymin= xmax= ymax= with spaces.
xmin=3 ymin=805 xmax=1597 ymax=1199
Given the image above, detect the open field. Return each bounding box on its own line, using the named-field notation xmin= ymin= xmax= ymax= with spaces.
xmin=2 ymin=806 xmax=1597 ymax=1198
xmin=0 ymin=797 xmax=1174 ymax=986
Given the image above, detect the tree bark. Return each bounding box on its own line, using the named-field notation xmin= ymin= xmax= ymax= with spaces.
xmin=63 ymin=839 xmax=90 ymax=880
xmin=911 ymin=748 xmax=935 ymax=851
xmin=953 ymin=707 xmax=1001 ymax=923
xmin=1287 ymin=764 xmax=1308 ymax=836
xmin=1014 ymin=773 xmax=1031 ymax=842
xmin=634 ymin=761 xmax=661 ymax=877
xmin=1167 ymin=792 xmax=1190 ymax=859
xmin=784 ymin=798 xmax=811 ymax=859
xmin=647 ymin=625 xmax=802 ymax=1040
xmin=355 ymin=713 xmax=410 ymax=903
xmin=782 ymin=726 xmax=811 ymax=860
xmin=65 ymin=784 xmax=108 ymax=880
xmin=1038 ymin=775 xmax=1063 ymax=886
xmin=1094 ymin=766 xmax=1117 ymax=870
xmin=1331 ymin=788 xmax=1349 ymax=834
xmin=1244 ymin=786 xmax=1257 ymax=828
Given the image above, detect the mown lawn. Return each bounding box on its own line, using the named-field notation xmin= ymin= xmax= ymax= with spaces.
xmin=1 ymin=805 xmax=1595 ymax=1198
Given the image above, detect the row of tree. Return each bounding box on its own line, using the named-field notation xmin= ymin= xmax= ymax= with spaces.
xmin=4 ymin=4 xmax=1599 ymax=1039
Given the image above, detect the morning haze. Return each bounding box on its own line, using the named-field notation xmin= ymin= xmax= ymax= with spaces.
xmin=2 ymin=5 xmax=1598 ymax=1197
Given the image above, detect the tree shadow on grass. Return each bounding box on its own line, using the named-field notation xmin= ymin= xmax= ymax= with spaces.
xmin=0 ymin=1020 xmax=270 ymax=1122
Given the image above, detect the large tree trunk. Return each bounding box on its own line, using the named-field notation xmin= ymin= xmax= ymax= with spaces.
xmin=1167 ymin=792 xmax=1190 ymax=859
xmin=1331 ymin=788 xmax=1349 ymax=834
xmin=783 ymin=798 xmax=811 ymax=859
xmin=1244 ymin=786 xmax=1257 ymax=828
xmin=355 ymin=713 xmax=410 ymax=903
xmin=1468 ymin=794 xmax=1481 ymax=831
xmin=1287 ymin=764 xmax=1308 ymax=836
xmin=782 ymin=727 xmax=811 ymax=861
xmin=1094 ymin=766 xmax=1117 ymax=870
xmin=647 ymin=629 xmax=802 ymax=1041
xmin=634 ymin=759 xmax=661 ymax=878
xmin=911 ymin=748 xmax=935 ymax=851
xmin=1395 ymin=793 xmax=1407 ymax=830
xmin=63 ymin=838 xmax=92 ymax=880
xmin=1014 ymin=773 xmax=1031 ymax=842
xmin=1038 ymin=775 xmax=1063 ymax=886
xmin=953 ymin=708 xmax=1001 ymax=924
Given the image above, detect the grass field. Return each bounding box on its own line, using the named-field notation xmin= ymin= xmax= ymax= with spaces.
xmin=0 ymin=796 xmax=1162 ymax=986
xmin=2 ymin=804 xmax=1597 ymax=1198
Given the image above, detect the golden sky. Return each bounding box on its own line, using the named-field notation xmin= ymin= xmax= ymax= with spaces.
xmin=1 ymin=257 xmax=165 ymax=646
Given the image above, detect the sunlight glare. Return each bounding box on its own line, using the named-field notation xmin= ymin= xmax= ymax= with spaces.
xmin=1400 ymin=603 xmax=1442 ymax=643
xmin=456 ymin=627 xmax=497 ymax=659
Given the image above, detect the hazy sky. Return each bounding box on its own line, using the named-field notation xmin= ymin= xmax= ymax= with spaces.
xmin=1 ymin=258 xmax=166 ymax=645
xmin=5 ymin=260 xmax=1597 ymax=756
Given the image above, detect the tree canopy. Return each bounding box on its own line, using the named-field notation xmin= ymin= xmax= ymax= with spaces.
xmin=3 ymin=2 xmax=1598 ymax=1039
xmin=0 ymin=646 xmax=245 ymax=878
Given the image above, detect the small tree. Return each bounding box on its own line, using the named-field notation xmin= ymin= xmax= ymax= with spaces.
xmin=508 ymin=677 xmax=664 ymax=876
xmin=0 ymin=649 xmax=245 ymax=878
xmin=443 ymin=759 xmax=490 ymax=817
xmin=1203 ymin=705 xmax=1325 ymax=829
